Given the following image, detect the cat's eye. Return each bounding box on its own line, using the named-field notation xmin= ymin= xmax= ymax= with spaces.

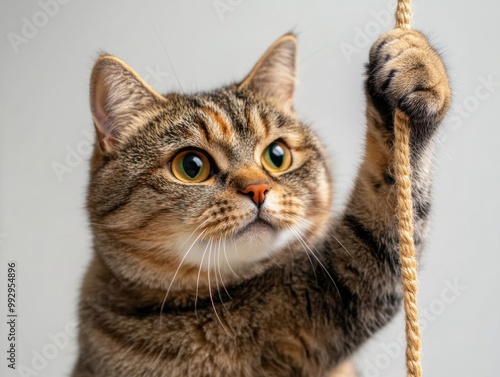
xmin=261 ymin=141 xmax=292 ymax=173
xmin=171 ymin=150 xmax=212 ymax=183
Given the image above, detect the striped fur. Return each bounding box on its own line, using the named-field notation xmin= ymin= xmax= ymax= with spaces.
xmin=73 ymin=30 xmax=450 ymax=377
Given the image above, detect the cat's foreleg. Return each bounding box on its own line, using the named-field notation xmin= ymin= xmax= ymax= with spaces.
xmin=320 ymin=29 xmax=450 ymax=357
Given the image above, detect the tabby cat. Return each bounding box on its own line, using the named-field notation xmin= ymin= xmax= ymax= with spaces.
xmin=73 ymin=29 xmax=450 ymax=377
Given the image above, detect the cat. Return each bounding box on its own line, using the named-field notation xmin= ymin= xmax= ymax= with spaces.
xmin=72 ymin=29 xmax=450 ymax=377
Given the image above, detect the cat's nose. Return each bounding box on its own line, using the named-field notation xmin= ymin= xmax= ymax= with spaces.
xmin=240 ymin=183 xmax=271 ymax=206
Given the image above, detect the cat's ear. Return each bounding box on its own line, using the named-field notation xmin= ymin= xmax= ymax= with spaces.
xmin=90 ymin=55 xmax=165 ymax=153
xmin=239 ymin=34 xmax=297 ymax=111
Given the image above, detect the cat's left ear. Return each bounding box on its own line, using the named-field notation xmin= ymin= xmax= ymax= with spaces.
xmin=239 ymin=33 xmax=297 ymax=112
xmin=90 ymin=55 xmax=165 ymax=153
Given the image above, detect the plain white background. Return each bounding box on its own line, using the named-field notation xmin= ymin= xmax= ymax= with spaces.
xmin=1 ymin=1 xmax=499 ymax=376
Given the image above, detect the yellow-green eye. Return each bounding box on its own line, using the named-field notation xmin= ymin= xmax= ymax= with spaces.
xmin=171 ymin=150 xmax=211 ymax=183
xmin=262 ymin=141 xmax=292 ymax=172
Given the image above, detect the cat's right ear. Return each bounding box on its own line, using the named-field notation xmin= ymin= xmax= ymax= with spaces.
xmin=90 ymin=55 xmax=165 ymax=153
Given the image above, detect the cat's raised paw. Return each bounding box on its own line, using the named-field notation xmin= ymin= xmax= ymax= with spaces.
xmin=366 ymin=29 xmax=450 ymax=127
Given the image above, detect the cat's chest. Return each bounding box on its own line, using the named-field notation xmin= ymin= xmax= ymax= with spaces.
xmin=90 ymin=292 xmax=325 ymax=377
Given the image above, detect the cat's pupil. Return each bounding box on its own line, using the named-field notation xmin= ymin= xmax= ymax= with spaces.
xmin=269 ymin=143 xmax=284 ymax=167
xmin=182 ymin=153 xmax=203 ymax=178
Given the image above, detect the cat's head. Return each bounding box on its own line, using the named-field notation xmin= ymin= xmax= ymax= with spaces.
xmin=87 ymin=34 xmax=333 ymax=288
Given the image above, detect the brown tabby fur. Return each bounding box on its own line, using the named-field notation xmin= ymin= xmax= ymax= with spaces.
xmin=73 ymin=29 xmax=450 ymax=377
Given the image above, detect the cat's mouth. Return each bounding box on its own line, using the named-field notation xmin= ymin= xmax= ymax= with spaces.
xmin=234 ymin=218 xmax=276 ymax=239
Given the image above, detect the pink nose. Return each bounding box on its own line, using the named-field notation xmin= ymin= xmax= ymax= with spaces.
xmin=241 ymin=183 xmax=271 ymax=205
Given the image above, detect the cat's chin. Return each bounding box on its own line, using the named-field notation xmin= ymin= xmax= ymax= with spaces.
xmin=234 ymin=218 xmax=276 ymax=241
xmin=175 ymin=219 xmax=309 ymax=272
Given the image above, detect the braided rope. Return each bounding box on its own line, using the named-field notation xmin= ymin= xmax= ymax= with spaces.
xmin=394 ymin=110 xmax=422 ymax=377
xmin=395 ymin=0 xmax=413 ymax=29
xmin=393 ymin=1 xmax=422 ymax=377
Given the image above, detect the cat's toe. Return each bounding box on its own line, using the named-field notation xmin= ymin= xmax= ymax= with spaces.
xmin=366 ymin=30 xmax=450 ymax=124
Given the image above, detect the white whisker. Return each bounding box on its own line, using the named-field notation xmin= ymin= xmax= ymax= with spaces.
xmin=216 ymin=238 xmax=231 ymax=302
xmin=289 ymin=225 xmax=344 ymax=305
xmin=223 ymin=239 xmax=239 ymax=278
xmin=159 ymin=228 xmax=208 ymax=323
xmin=195 ymin=237 xmax=211 ymax=316
xmin=263 ymin=249 xmax=282 ymax=268
xmin=232 ymin=237 xmax=240 ymax=256
xmin=291 ymin=214 xmax=356 ymax=262
xmin=179 ymin=218 xmax=211 ymax=248
xmin=286 ymin=224 xmax=317 ymax=279
xmin=207 ymin=241 xmax=231 ymax=336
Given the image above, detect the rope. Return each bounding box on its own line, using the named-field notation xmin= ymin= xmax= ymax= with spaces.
xmin=394 ymin=110 xmax=422 ymax=377
xmin=393 ymin=1 xmax=423 ymax=376
xmin=395 ymin=0 xmax=412 ymax=29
